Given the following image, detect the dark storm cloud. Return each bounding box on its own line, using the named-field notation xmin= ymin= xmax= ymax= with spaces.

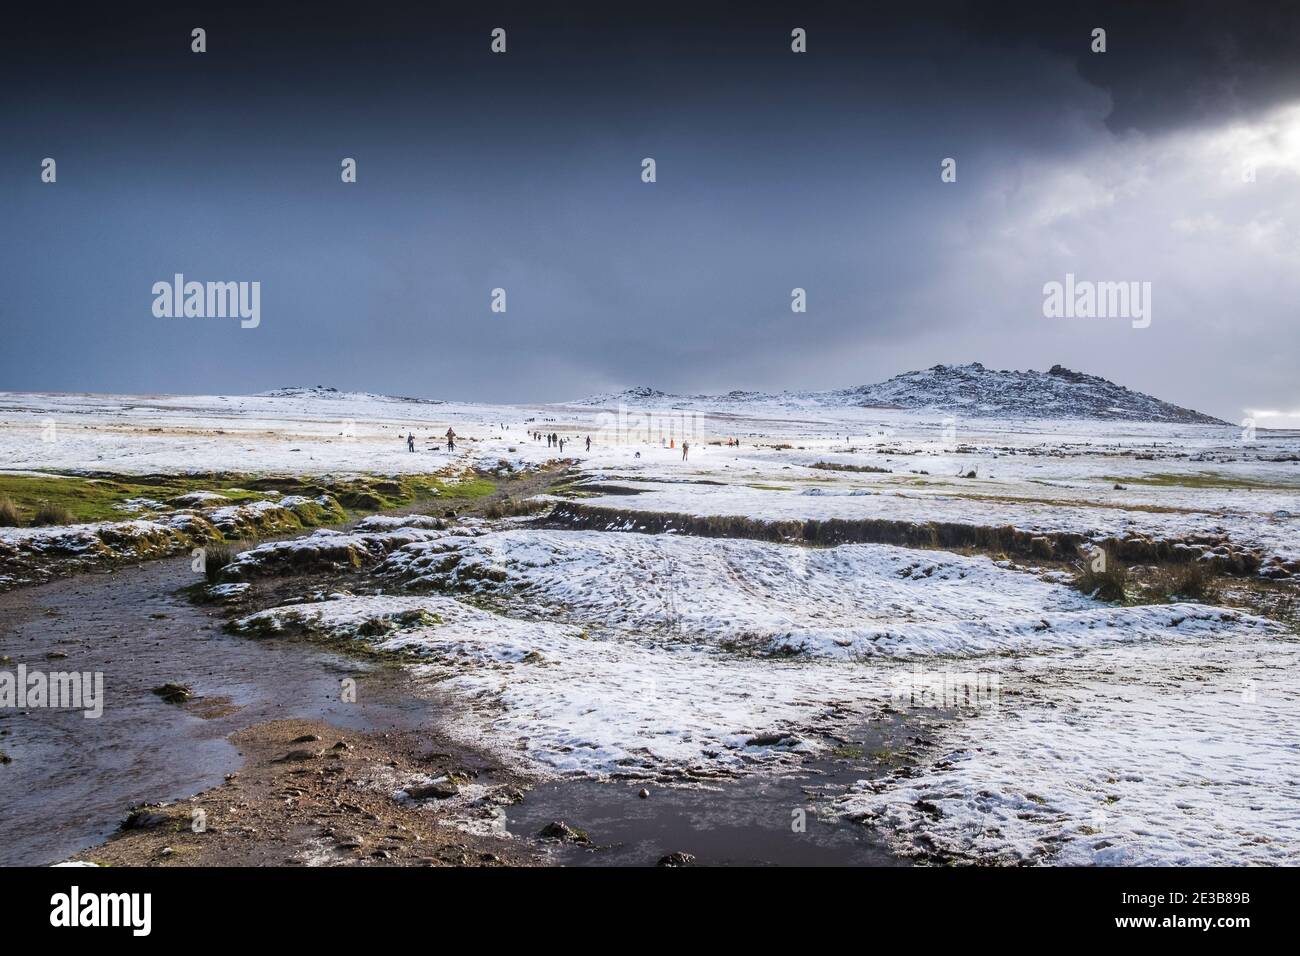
xmin=959 ymin=1 xmax=1300 ymax=134
xmin=1 ymin=1 xmax=1297 ymax=419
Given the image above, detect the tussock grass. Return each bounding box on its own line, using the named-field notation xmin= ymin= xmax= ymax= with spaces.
xmin=202 ymin=543 xmax=238 ymax=583
xmin=1072 ymin=550 xmax=1128 ymax=602
xmin=1141 ymin=561 xmax=1219 ymax=603
xmin=484 ymin=496 xmax=549 ymax=520
xmin=0 ymin=497 xmax=20 ymax=527
xmin=31 ymin=502 xmax=76 ymax=526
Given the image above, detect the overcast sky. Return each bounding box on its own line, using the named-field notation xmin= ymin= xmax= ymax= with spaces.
xmin=2 ymin=1 xmax=1298 ymax=423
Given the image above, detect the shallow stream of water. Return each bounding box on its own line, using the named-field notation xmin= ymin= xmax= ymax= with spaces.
xmin=0 ymin=556 xmax=907 ymax=867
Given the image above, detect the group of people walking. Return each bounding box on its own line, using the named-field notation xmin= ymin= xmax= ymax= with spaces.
xmin=403 ymin=424 xmax=705 ymax=462
xmin=404 ymin=428 xmax=457 ymax=452
xmin=530 ymin=430 xmax=593 ymax=454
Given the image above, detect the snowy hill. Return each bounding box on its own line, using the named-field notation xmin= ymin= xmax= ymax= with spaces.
xmin=572 ymin=364 xmax=1226 ymax=424
xmin=258 ymin=385 xmax=444 ymax=406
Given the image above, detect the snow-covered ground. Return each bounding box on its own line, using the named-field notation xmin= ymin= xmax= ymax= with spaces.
xmin=840 ymin=636 xmax=1300 ymax=865
xmin=228 ymin=526 xmax=1295 ymax=864
xmin=4 ymin=388 xmax=1294 ymax=560
xmin=5 ymin=387 xmax=1299 ymax=864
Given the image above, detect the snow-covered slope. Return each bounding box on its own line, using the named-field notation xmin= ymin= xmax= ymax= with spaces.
xmin=573 ymin=363 xmax=1226 ymax=424
xmin=259 ymin=385 xmax=444 ymax=406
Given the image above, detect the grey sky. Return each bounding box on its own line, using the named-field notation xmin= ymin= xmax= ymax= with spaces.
xmin=1 ymin=2 xmax=1297 ymax=423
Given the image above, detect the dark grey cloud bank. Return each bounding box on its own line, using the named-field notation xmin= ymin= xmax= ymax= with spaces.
xmin=1 ymin=1 xmax=1298 ymax=422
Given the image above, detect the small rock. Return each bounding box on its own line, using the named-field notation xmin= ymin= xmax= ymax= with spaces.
xmin=277 ymin=749 xmax=323 ymax=762
xmin=151 ymin=683 xmax=193 ymax=704
xmin=122 ymin=809 xmax=170 ymax=830
xmin=656 ymin=852 xmax=695 ymax=867
xmin=291 ymin=734 xmax=322 ymax=744
xmin=538 ymin=820 xmax=591 ymax=845
xmin=406 ymin=781 xmax=459 ymax=800
xmin=638 ymin=788 xmax=650 ymax=799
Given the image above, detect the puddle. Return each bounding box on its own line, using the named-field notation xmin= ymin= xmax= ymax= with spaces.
xmin=507 ymin=722 xmax=912 ymax=866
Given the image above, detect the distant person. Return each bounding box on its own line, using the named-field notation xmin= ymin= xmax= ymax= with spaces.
xmin=682 ymin=441 xmax=689 ymax=461
xmin=407 ymin=432 xmax=414 ymax=453
xmin=559 ymin=438 xmax=566 ymax=453
xmin=446 ymin=427 xmax=456 ymax=451
xmin=585 ymin=435 xmax=591 ymax=452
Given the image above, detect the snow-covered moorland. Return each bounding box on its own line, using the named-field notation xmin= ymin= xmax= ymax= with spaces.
xmin=3 ymin=385 xmax=1298 ymax=865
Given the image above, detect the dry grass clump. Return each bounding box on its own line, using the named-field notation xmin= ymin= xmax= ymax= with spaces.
xmin=31 ymin=502 xmax=76 ymax=526
xmin=1072 ymin=549 xmax=1128 ymax=602
xmin=0 ymin=497 xmax=21 ymax=527
xmin=484 ymin=496 xmax=549 ymax=520
xmin=203 ymin=542 xmax=238 ymax=583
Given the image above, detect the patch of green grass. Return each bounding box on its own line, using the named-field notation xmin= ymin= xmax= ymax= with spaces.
xmin=0 ymin=473 xmax=267 ymax=525
xmin=1099 ymin=472 xmax=1300 ymax=491
xmin=809 ymin=462 xmax=891 ymax=474
xmin=436 ymin=477 xmax=496 ymax=500
xmin=870 ymin=747 xmax=907 ymax=765
xmin=0 ymin=471 xmax=490 ymax=526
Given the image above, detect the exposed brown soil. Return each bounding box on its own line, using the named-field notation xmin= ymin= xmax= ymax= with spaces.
xmin=83 ymin=718 xmax=538 ymax=867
